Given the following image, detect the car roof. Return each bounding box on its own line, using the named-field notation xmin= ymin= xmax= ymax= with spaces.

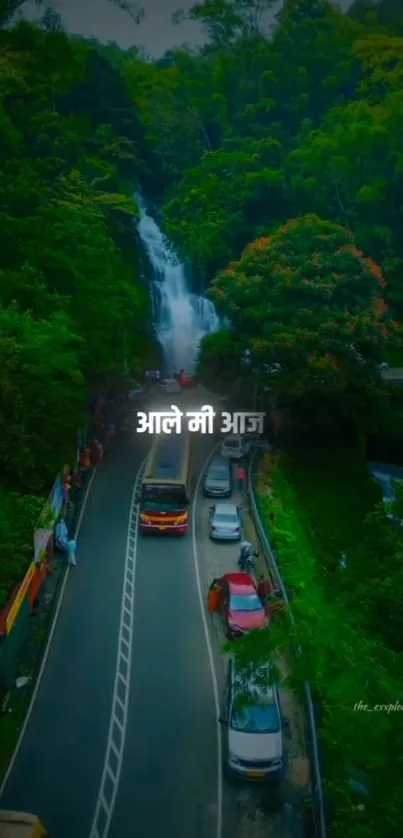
xmin=208 ymin=456 xmax=230 ymax=469
xmin=214 ymin=502 xmax=238 ymax=514
xmin=223 ymin=434 xmax=242 ymax=442
xmin=221 ymin=572 xmax=256 ymax=591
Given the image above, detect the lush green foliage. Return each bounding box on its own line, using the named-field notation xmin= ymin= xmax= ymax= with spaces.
xmin=206 ymin=214 xmax=393 ymax=428
xmin=258 ymin=450 xmax=403 ymax=838
xmin=0 ymin=14 xmax=151 ymax=603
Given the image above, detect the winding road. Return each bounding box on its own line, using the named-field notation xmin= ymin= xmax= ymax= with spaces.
xmin=0 ymin=396 xmax=295 ymax=838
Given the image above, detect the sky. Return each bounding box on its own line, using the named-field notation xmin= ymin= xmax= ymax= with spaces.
xmin=23 ymin=0 xmax=353 ymax=58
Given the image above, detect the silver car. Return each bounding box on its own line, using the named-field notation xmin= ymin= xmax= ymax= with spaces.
xmin=220 ymin=658 xmax=286 ymax=781
xmin=210 ymin=502 xmax=241 ymax=540
xmin=220 ymin=434 xmax=252 ymax=461
xmin=203 ymin=457 xmax=232 ymax=498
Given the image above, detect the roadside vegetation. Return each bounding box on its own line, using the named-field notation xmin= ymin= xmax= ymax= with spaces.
xmin=0 ymin=6 xmax=152 ymax=607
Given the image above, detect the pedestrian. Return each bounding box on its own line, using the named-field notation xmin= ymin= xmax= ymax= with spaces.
xmin=80 ymin=446 xmax=91 ymax=470
xmin=77 ymin=447 xmax=91 ymax=484
xmin=96 ymin=439 xmax=104 ymax=464
xmin=74 ymin=466 xmax=83 ymax=490
xmin=208 ymin=579 xmax=221 ymax=613
xmin=91 ymin=438 xmax=104 ymax=466
xmin=106 ymin=421 xmax=116 ymax=447
xmin=267 ymin=590 xmax=285 ymax=614
xmin=257 ymin=575 xmax=273 ymax=603
xmin=236 ymin=462 xmax=247 ymax=494
xmin=91 ymin=439 xmax=100 ymax=466
xmin=54 ymin=514 xmax=77 ymax=567
xmin=63 ymin=467 xmax=72 ymax=508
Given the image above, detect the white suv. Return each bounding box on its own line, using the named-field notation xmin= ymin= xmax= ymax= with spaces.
xmin=220 ymin=434 xmax=252 ymax=461
xmin=219 ymin=658 xmax=286 ymax=781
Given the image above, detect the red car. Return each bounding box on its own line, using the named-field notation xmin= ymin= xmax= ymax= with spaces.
xmin=178 ymin=372 xmax=196 ymax=389
xmin=216 ymin=572 xmax=270 ymax=639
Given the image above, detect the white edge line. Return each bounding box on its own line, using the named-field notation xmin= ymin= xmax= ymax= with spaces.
xmin=89 ymin=454 xmax=148 ymax=838
xmin=0 ymin=467 xmax=97 ymax=799
xmin=192 ymin=441 xmax=223 ymax=838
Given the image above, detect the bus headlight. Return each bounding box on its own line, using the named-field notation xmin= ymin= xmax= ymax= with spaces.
xmin=140 ymin=513 xmax=149 ymax=523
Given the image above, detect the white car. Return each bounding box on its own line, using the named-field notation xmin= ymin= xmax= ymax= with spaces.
xmin=220 ymin=658 xmax=286 ymax=781
xmin=209 ymin=502 xmax=242 ymax=540
xmin=158 ymin=377 xmax=182 ymax=395
xmin=220 ymin=434 xmax=252 ymax=461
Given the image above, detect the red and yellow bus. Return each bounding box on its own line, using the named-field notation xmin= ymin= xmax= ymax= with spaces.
xmin=0 ymin=810 xmax=48 ymax=838
xmin=139 ymin=432 xmax=191 ymax=534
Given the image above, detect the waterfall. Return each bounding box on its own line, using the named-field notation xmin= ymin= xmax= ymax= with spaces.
xmin=136 ymin=196 xmax=220 ymax=375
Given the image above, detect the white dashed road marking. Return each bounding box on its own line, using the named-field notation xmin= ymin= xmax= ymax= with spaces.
xmin=88 ymin=455 xmax=148 ymax=838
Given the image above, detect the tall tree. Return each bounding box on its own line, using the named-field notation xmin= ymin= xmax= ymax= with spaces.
xmin=203 ymin=215 xmax=393 ymax=429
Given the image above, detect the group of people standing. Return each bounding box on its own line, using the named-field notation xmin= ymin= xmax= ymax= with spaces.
xmin=53 ymin=389 xmax=124 ymax=568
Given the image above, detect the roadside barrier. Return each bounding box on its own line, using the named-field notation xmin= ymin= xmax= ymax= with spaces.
xmin=248 ymin=445 xmax=327 ymax=838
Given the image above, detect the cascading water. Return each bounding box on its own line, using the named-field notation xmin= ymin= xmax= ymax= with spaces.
xmin=136 ymin=196 xmax=220 ymax=374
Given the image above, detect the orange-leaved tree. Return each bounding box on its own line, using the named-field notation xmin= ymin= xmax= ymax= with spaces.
xmin=203 ymin=214 xmax=396 ymax=430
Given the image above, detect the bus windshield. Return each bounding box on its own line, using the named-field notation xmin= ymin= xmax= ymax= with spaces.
xmin=141 ymin=484 xmax=188 ymax=508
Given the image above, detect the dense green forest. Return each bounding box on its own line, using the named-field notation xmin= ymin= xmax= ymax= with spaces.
xmin=2 ymin=0 xmax=403 ymax=835
xmin=0 ymin=3 xmax=153 ymax=604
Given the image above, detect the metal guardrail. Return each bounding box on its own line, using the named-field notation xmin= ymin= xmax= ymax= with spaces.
xmin=247 ymin=446 xmax=327 ymax=838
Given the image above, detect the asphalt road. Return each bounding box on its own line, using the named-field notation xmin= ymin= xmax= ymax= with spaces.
xmin=0 ymin=407 xmax=225 ymax=838
xmin=108 ymin=433 xmax=220 ymax=838
xmin=0 ymin=391 xmax=295 ymax=838
xmin=0 ymin=430 xmax=149 ymax=838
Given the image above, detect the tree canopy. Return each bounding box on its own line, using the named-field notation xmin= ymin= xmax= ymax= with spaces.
xmin=0 ymin=15 xmax=151 ymax=603
xmin=203 ymin=214 xmax=393 ymax=428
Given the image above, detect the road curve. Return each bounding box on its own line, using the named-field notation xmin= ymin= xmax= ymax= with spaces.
xmin=1 ymin=387 xmax=294 ymax=838
xmin=0 ymin=431 xmax=149 ymax=838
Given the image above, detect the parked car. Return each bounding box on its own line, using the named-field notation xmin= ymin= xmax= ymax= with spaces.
xmin=178 ymin=372 xmax=196 ymax=388
xmin=203 ymin=456 xmax=232 ymax=498
xmin=220 ymin=434 xmax=252 ymax=461
xmin=158 ymin=377 xmax=182 ymax=396
xmin=220 ymin=657 xmax=285 ymax=781
xmin=209 ymin=502 xmax=241 ymax=541
xmin=214 ymin=572 xmax=269 ymax=638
